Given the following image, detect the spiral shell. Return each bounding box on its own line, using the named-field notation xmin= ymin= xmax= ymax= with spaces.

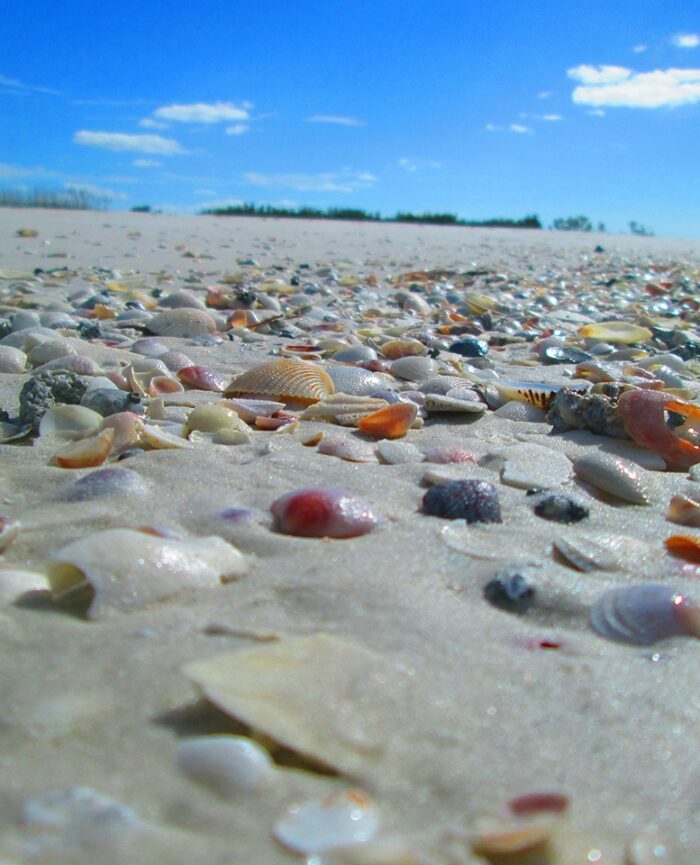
xmin=225 ymin=358 xmax=334 ymax=405
xmin=590 ymin=583 xmax=700 ymax=645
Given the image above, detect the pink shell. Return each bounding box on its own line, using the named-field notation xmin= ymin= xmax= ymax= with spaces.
xmin=423 ymin=445 xmax=478 ymax=464
xmin=271 ymin=487 xmax=384 ymax=538
xmin=178 ymin=365 xmax=227 ymax=392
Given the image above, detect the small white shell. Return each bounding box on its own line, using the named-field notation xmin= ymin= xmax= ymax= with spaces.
xmin=47 ymin=529 xmax=248 ymax=618
xmin=574 ymin=452 xmax=652 ymax=505
xmin=176 ymin=735 xmax=275 ymax=796
xmin=274 ymin=789 xmax=380 ymax=855
xmin=327 ymin=366 xmax=391 ymax=396
xmin=39 ymin=405 xmax=103 ymax=440
xmin=0 ymin=345 xmax=27 ymax=373
xmin=553 ymin=533 xmax=651 ymax=572
xmin=390 ymin=356 xmax=437 ymax=382
xmin=318 ymin=436 xmax=378 ymax=462
xmin=376 ymin=440 xmax=424 ymax=464
xmin=590 ymin=583 xmax=700 ymax=645
xmin=497 ymin=443 xmax=573 ymax=490
xmin=28 ymin=339 xmax=73 ymax=366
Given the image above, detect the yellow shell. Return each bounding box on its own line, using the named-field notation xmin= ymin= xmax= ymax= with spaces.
xmin=577 ymin=321 xmax=653 ymax=345
xmin=225 ymin=359 xmax=334 ymax=405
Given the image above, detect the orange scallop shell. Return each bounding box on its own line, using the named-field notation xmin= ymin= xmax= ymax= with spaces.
xmin=357 ymin=402 xmax=417 ymax=439
xmin=224 ymin=358 xmax=334 ymax=405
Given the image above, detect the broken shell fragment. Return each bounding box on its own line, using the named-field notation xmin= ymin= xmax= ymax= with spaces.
xmin=590 ymin=583 xmax=700 ymax=644
xmin=357 ymin=402 xmax=418 ymax=439
xmin=553 ymin=533 xmax=649 ymax=572
xmin=54 ymin=428 xmax=114 ymax=468
xmin=664 ymin=533 xmax=700 ymax=562
xmin=271 ymin=487 xmax=384 ymax=538
xmin=0 ymin=517 xmax=21 ymax=553
xmin=470 ymin=813 xmax=557 ymax=857
xmin=301 ymin=393 xmax=391 ymax=426
xmin=578 ymin=321 xmax=653 ymax=344
xmin=274 ymin=789 xmax=380 ymax=855
xmin=225 ymin=358 xmax=335 ymax=404
xmin=178 ymin=365 xmax=227 ymax=392
xmin=666 ymin=494 xmax=700 ymax=528
xmin=318 ymin=436 xmax=378 ymax=462
xmin=574 ymin=452 xmax=652 ymax=504
xmin=176 ymin=735 xmax=275 ymax=797
xmin=47 ymin=529 xmax=248 ymax=618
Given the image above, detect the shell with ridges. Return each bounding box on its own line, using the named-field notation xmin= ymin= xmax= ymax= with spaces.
xmin=0 ymin=345 xmax=27 ymax=373
xmin=301 ymin=393 xmax=391 ymax=426
xmin=147 ymin=308 xmax=217 ymax=338
xmin=553 ymin=533 xmax=651 ymax=572
xmin=47 ymin=529 xmax=248 ymax=618
xmin=590 ymin=583 xmax=700 ymax=644
xmin=225 ymin=358 xmax=334 ymax=405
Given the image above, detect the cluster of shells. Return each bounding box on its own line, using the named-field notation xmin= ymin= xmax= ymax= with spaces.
xmin=3 ymin=248 xmax=700 ymax=862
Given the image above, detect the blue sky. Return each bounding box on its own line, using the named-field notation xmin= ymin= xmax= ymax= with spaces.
xmin=2 ymin=0 xmax=700 ymax=236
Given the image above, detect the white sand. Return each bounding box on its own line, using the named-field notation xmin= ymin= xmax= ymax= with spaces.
xmin=1 ymin=209 xmax=700 ymax=864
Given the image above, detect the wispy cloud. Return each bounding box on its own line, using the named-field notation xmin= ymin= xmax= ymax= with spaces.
xmin=132 ymin=158 xmax=162 ymax=168
xmin=672 ymin=33 xmax=699 ymax=49
xmin=243 ymin=169 xmax=376 ymax=193
xmin=305 ymin=114 xmax=366 ymax=127
xmin=72 ymin=98 xmax=153 ymax=107
xmin=65 ymin=182 xmax=128 ymax=201
xmin=74 ymin=131 xmax=186 ymax=155
xmin=538 ymin=113 xmax=563 ymax=121
xmin=153 ymin=101 xmax=250 ymax=123
xmin=397 ymin=157 xmax=441 ymax=172
xmin=568 ymin=64 xmax=700 ymax=108
xmin=537 ymin=91 xmax=553 ymax=99
xmin=632 ymin=44 xmax=648 ymax=54
xmin=0 ymin=74 xmax=60 ymax=96
xmin=486 ymin=122 xmax=533 ymax=134
xmin=0 ymin=162 xmax=61 ymax=181
xmin=139 ymin=117 xmax=168 ymax=130
xmin=225 ymin=123 xmax=249 ymax=136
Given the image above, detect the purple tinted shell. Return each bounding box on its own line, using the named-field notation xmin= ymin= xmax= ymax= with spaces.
xmin=61 ymin=467 xmax=144 ymax=501
xmin=423 ymin=479 xmax=502 ymax=523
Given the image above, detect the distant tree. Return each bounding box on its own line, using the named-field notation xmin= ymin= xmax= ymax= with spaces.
xmin=551 ymin=215 xmax=594 ymax=232
xmin=131 ymin=204 xmax=151 ymax=212
xmin=0 ymin=186 xmax=108 ymax=210
xmin=596 ymin=222 xmax=606 ymax=233
xmin=629 ymin=220 xmax=654 ymax=237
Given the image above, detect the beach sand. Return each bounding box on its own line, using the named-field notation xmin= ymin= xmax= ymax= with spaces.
xmin=1 ymin=209 xmax=700 ymax=864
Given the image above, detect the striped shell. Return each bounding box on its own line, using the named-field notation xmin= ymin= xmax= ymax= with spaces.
xmin=147 ymin=308 xmax=217 ymax=338
xmin=225 ymin=359 xmax=334 ymax=405
xmin=590 ymin=583 xmax=700 ymax=644
xmin=553 ymin=533 xmax=649 ymax=572
xmin=301 ymin=393 xmax=391 ymax=426
xmin=492 ymin=380 xmax=562 ymax=410
xmin=664 ymin=534 xmax=700 ymax=562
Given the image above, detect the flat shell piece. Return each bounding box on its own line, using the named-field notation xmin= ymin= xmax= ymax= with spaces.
xmin=183 ymin=634 xmax=407 ymax=775
xmin=318 ymin=436 xmax=378 ymax=462
xmin=497 ymin=443 xmax=573 ymax=490
xmin=553 ymin=533 xmax=652 ymax=573
xmin=574 ymin=452 xmax=651 ymax=504
xmin=441 ymin=522 xmax=541 ymax=561
xmin=302 ymin=393 xmax=391 ymax=426
xmin=47 ymin=529 xmax=248 ymax=618
xmin=578 ymin=321 xmax=653 ymax=345
xmin=423 ymin=393 xmax=485 ymax=413
xmin=376 ymin=440 xmax=424 ymax=464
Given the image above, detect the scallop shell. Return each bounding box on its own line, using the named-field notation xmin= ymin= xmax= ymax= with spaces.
xmin=274 ymin=789 xmax=380 ymax=855
xmin=158 ymin=350 xmax=194 ymax=372
xmin=590 ymin=583 xmax=700 ymax=644
xmin=553 ymin=533 xmax=650 ymax=572
xmin=183 ymin=634 xmax=404 ymax=775
xmin=33 ymin=355 xmax=103 ymax=376
xmin=578 ymin=321 xmax=653 ymax=345
xmin=574 ymin=452 xmax=652 ymax=505
xmin=147 ymin=308 xmax=217 ymax=338
xmin=327 ymin=366 xmax=390 ymax=396
xmin=58 ymin=467 xmax=145 ymax=502
xmin=176 ymin=736 xmax=275 ymax=797
xmin=225 ymin=358 xmax=334 ymax=405
xmin=178 ymin=365 xmax=227 ymax=392
xmin=47 ymin=529 xmax=248 ymax=618
xmin=301 ymin=393 xmax=391 ymax=426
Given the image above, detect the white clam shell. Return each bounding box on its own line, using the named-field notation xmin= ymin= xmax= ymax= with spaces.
xmin=574 ymin=452 xmax=652 ymax=504
xmin=0 ymin=345 xmax=27 ymax=373
xmin=376 ymin=440 xmax=424 ymax=464
xmin=39 ymin=405 xmax=103 ymax=441
xmin=274 ymin=789 xmax=380 ymax=855
xmin=176 ymin=735 xmax=275 ymax=796
xmin=33 ymin=355 xmax=103 ymax=375
xmin=553 ymin=532 xmax=653 ymax=573
xmin=497 ymin=443 xmax=573 ymax=490
xmin=389 ymin=356 xmax=437 ymax=382
xmin=27 ymin=339 xmax=73 ymax=366
xmin=423 ymin=393 xmax=485 ymax=413
xmin=47 ymin=529 xmax=248 ymax=618
xmin=327 ymin=366 xmax=391 ymax=396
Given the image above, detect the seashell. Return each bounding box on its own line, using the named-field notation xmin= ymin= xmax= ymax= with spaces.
xmin=492 ymin=380 xmax=562 ymax=410
xmin=545 ymin=386 xmax=627 ymax=438
xmin=449 ymin=337 xmax=488 ymax=358
xmin=496 ymin=443 xmax=573 ymax=490
xmin=158 ymin=350 xmax=195 ymax=372
xmin=159 ymin=289 xmax=207 ymax=309
xmin=212 ymin=427 xmax=251 ymax=445
xmin=185 ymin=404 xmax=249 ymax=434
xmin=422 ymin=445 xmax=477 ymax=464
xmin=419 ymin=375 xmax=467 ymax=395
xmin=178 ymin=365 xmax=227 ymax=392
xmin=53 ymin=428 xmax=114 ymax=468
xmin=141 ymin=424 xmax=192 ymax=449
xmin=508 ymin=792 xmax=569 ymax=816
xmin=376 ymin=440 xmax=424 ymax=464
xmin=226 ymin=358 xmax=334 ymax=405
xmin=129 ymin=337 xmax=168 ymax=356
xmin=666 ymin=494 xmax=700 ymax=527
xmin=218 ymin=398 xmax=285 ymax=424
xmin=100 ymin=412 xmax=145 ymax=452
xmin=0 ymin=345 xmax=27 ymax=372
xmin=318 ymin=436 xmax=377 ymax=462
xmin=389 ymin=356 xmax=437 ymax=382
xmin=0 ymin=419 xmax=32 ymax=443
xmin=484 ymin=566 xmax=536 ymax=614
xmin=147 ymin=308 xmax=216 ymax=338
xmin=33 ymin=354 xmax=103 ymax=375
xmin=379 ymin=338 xmax=427 ymax=360
xmin=530 ymin=492 xmax=589 ymax=523
xmin=333 ymin=345 xmax=378 ymax=363
xmin=28 ymin=338 xmax=74 ymax=366
xmin=176 ymin=735 xmax=274 ymax=797
xmin=0 ymin=516 xmax=20 ymax=553
xmin=664 ymin=534 xmax=700 ymax=562
xmin=80 ymin=388 xmax=139 ymax=417
xmin=274 ymin=789 xmax=380 ymax=855
xmin=183 ymin=634 xmax=402 ymax=776
xmin=578 ymin=321 xmax=653 ymax=345
xmin=358 ymin=403 xmax=418 ymax=439
xmin=574 ymin=452 xmax=651 ymax=504
xmin=423 ymin=480 xmax=502 ymax=523
xmin=471 ymin=813 xmax=557 ymax=857
xmin=441 ymin=522 xmax=542 ymax=560
xmin=542 ymin=345 xmax=592 ymax=364
xmin=16 ymin=227 xmax=39 ymax=237
xmin=590 ymin=583 xmax=700 ymax=644
xmin=47 ymin=529 xmax=248 ymax=618
xmin=272 ymin=487 xmax=385 ymax=538
xmin=618 ymin=389 xmax=700 ymax=469
xmin=39 ymin=405 xmax=104 ymax=440
xmin=0 ymin=568 xmax=46 ymax=601
xmin=494 ymin=400 xmax=547 ymax=422
xmin=327 ymin=365 xmax=391 ymax=396
xmin=553 ymin=533 xmax=648 ymax=572
xmin=423 ymin=392 xmax=485 ymax=413
xmin=301 ymin=393 xmax=391 ymax=426
xmin=255 ymin=411 xmax=298 ymax=431
xmin=59 ymin=467 xmax=145 ymax=502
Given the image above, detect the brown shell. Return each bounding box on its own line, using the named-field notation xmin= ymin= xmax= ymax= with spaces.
xmin=224 ymin=358 xmax=335 ymax=405
xmin=147 ymin=308 xmax=217 ymax=338
xmin=665 ymin=534 xmax=700 ymax=562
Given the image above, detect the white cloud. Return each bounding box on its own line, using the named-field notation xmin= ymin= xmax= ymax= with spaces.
xmin=672 ymin=33 xmax=700 ymax=49
xmin=153 ymin=101 xmax=250 ymax=123
xmin=305 ymin=114 xmax=365 ymax=126
xmin=194 ymin=189 xmax=217 ymax=196
xmin=397 ymin=157 xmax=441 ymax=172
xmin=0 ymin=74 xmax=60 ymax=95
xmin=0 ymin=162 xmax=60 ymax=180
xmin=139 ymin=117 xmax=168 ymax=129
xmin=568 ymin=64 xmax=700 ymax=108
xmin=243 ymin=169 xmax=376 ymax=193
xmin=225 ymin=123 xmax=249 ymax=136
xmin=509 ymin=123 xmax=533 ymax=133
xmin=132 ymin=158 xmax=162 ymax=168
xmin=65 ymin=182 xmax=128 ymax=201
xmin=588 ymin=109 xmax=606 ymax=116
xmin=633 ymin=44 xmax=648 ymax=54
xmin=74 ymin=131 xmax=185 ymax=154
xmin=539 ymin=113 xmax=563 ymax=121
xmin=198 ymin=197 xmax=245 ymax=211
xmin=537 ymin=91 xmax=553 ymax=99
